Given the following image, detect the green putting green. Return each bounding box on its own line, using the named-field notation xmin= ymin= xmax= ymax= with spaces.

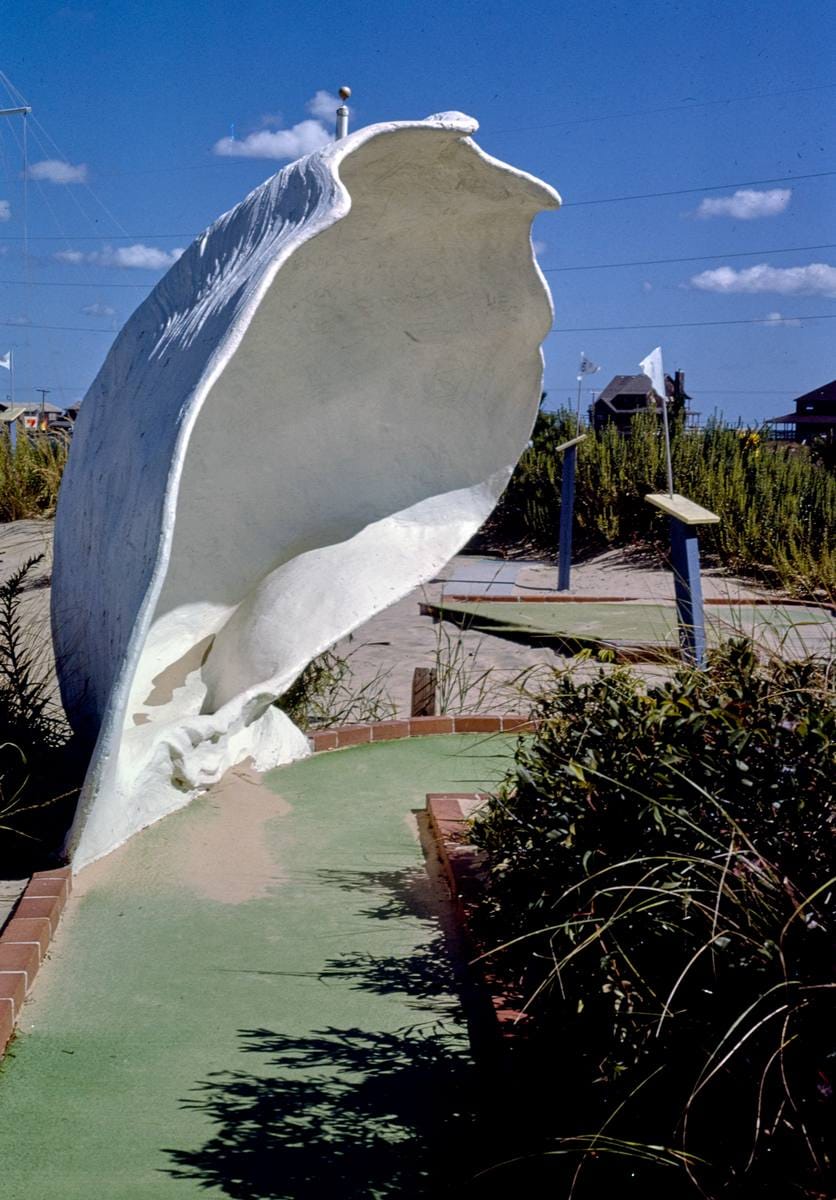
xmin=0 ymin=734 xmax=517 ymax=1199
xmin=431 ymin=600 xmax=834 ymax=657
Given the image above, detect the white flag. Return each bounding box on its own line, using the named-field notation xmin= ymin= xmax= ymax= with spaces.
xmin=579 ymin=354 xmax=600 ymax=376
xmin=0 ymin=352 xmax=10 ymax=371
xmin=639 ymin=346 xmax=666 ymax=400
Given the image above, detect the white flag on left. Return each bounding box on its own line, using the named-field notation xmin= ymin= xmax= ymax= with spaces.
xmin=0 ymin=352 xmax=11 ymax=371
xmin=639 ymin=346 xmax=666 ymax=400
xmin=578 ymin=354 xmax=600 ymax=376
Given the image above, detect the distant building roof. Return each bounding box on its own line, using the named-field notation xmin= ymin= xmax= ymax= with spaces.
xmin=792 ymin=379 xmax=836 ymax=409
xmin=598 ymin=374 xmax=657 ymax=403
xmin=767 ymin=412 xmax=836 ymax=426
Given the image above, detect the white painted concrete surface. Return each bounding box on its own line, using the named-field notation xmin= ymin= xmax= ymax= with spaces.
xmin=51 ymin=112 xmax=559 ymax=869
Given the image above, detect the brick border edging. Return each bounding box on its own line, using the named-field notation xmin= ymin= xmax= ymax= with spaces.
xmin=0 ymin=722 xmax=534 ymax=1058
xmin=425 ymin=792 xmax=530 ymax=1040
xmin=0 ymin=868 xmax=71 ymax=1058
xmin=424 ymin=593 xmax=836 ymax=613
xmin=308 ymin=713 xmax=537 ymax=752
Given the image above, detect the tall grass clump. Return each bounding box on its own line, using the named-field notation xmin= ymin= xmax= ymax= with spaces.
xmin=469 ymin=642 xmax=834 ymax=1198
xmin=484 ymin=410 xmax=836 ymax=594
xmin=0 ymin=555 xmax=82 ymax=874
xmin=0 ymin=430 xmax=69 ymax=522
xmin=276 ymin=644 xmax=396 ymax=730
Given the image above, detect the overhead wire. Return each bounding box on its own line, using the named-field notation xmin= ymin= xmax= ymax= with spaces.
xmin=548 ymin=314 xmax=836 ymax=333
xmin=1 ymin=240 xmax=833 ymax=289
xmin=5 ymin=313 xmax=833 ymax=336
xmin=487 ymin=81 xmax=836 ymax=136
xmin=542 ymin=243 xmax=836 ymax=273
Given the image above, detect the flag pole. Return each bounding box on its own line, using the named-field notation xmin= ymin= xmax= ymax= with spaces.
xmin=641 ymin=346 xmax=717 ymax=668
xmin=557 ymin=353 xmax=597 ymax=591
xmin=9 ymin=350 xmax=15 ymax=452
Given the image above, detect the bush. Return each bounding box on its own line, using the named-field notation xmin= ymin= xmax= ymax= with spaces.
xmin=469 ymin=642 xmax=834 ymax=1198
xmin=0 ymin=430 xmax=69 ymax=522
xmin=0 ymin=555 xmax=82 ymax=874
xmin=482 ymin=410 xmax=836 ymax=595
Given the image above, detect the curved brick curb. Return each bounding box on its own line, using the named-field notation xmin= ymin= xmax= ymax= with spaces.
xmin=426 ymin=792 xmax=530 ymax=1039
xmin=0 ymin=868 xmax=71 ymax=1058
xmin=0 ymin=718 xmax=535 ymax=1061
xmin=309 ymin=712 xmax=536 ymax=753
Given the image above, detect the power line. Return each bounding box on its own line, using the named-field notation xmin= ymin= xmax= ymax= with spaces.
xmin=543 ymin=243 xmax=836 ymax=273
xmin=0 ymin=241 xmax=831 ymax=286
xmin=553 ymin=386 xmax=800 ymax=395
xmin=36 ymin=83 xmax=836 ymax=177
xmin=0 ymin=277 xmax=149 ymax=287
xmin=489 ymin=82 xmax=836 ymax=135
xmin=0 ymin=232 xmax=192 ymax=242
xmin=562 ymin=170 xmax=836 ymax=208
xmin=1 ymin=170 xmax=831 ymax=246
xmin=549 ymin=314 xmax=836 ymax=333
xmin=5 ymin=313 xmax=833 ymax=337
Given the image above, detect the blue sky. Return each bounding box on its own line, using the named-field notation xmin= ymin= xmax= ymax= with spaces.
xmin=2 ymin=0 xmax=834 ymax=423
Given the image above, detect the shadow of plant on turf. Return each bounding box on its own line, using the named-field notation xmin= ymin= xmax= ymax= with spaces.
xmin=163 ymin=857 xmax=498 ymax=1198
xmin=164 ymin=1021 xmax=483 ymax=1199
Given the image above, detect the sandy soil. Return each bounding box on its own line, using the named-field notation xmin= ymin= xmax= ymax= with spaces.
xmin=0 ymin=518 xmax=779 ymax=732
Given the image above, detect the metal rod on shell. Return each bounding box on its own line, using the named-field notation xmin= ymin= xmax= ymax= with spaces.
xmin=335 ymin=86 xmax=351 ymax=140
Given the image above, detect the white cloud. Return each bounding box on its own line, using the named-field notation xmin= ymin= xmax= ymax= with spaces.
xmin=306 ymin=90 xmax=344 ymax=122
xmin=694 ymin=187 xmax=791 ymax=220
xmin=764 ymin=311 xmax=802 ymax=327
xmin=81 ymin=301 xmax=116 ymax=317
xmin=0 ymin=200 xmax=10 ymax=222
xmin=55 ymin=249 xmax=85 ymax=264
xmin=213 ymin=118 xmax=331 ymax=161
xmin=27 ymin=159 xmax=88 ymax=184
xmin=213 ymin=93 xmax=344 ymax=161
xmin=689 ymin=262 xmax=836 ymax=297
xmin=55 ymin=243 xmax=184 ymax=270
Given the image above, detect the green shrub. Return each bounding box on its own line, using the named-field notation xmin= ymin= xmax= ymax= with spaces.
xmin=469 ymin=643 xmax=834 ymax=1198
xmin=0 ymin=555 xmax=82 ymax=874
xmin=483 ymin=411 xmax=836 ymax=595
xmin=0 ymin=430 xmax=69 ymax=522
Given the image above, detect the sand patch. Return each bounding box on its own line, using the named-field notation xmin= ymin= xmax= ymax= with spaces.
xmin=74 ymin=762 xmax=292 ymax=905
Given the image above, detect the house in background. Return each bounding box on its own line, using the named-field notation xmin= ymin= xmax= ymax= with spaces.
xmin=0 ymin=401 xmax=74 ymax=433
xmin=765 ymin=380 xmax=836 ymax=444
xmin=591 ymin=369 xmax=693 ymax=433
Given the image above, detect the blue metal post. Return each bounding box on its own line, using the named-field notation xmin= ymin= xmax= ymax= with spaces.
xmin=669 ymin=517 xmax=707 ymax=667
xmin=557 ymin=442 xmax=576 ymax=592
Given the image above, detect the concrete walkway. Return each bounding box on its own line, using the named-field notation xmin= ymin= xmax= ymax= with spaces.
xmin=0 ymin=734 xmax=516 ymax=1199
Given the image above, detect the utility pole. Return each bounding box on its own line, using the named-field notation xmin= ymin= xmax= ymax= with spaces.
xmin=37 ymin=387 xmax=50 ymax=431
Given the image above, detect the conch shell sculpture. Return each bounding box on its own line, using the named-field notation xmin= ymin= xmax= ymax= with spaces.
xmin=51 ymin=112 xmax=560 ymax=869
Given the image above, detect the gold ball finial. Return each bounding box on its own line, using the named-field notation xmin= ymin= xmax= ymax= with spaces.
xmin=339 ymin=86 xmax=351 ymax=101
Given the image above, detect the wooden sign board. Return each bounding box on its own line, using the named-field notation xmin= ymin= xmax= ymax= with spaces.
xmin=645 ymin=493 xmax=720 ymax=526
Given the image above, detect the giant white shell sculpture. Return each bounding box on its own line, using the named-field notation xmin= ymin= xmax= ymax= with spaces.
xmin=51 ymin=112 xmax=560 ymax=870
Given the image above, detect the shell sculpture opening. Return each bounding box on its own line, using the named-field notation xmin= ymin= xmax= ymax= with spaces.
xmin=51 ymin=112 xmax=560 ymax=869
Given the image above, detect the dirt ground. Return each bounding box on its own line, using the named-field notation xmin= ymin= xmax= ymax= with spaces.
xmin=0 ymin=518 xmax=781 ymax=728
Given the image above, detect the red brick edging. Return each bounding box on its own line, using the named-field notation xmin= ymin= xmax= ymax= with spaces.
xmin=0 ymin=868 xmax=71 ymax=1057
xmin=309 ymin=712 xmax=537 ymax=752
xmin=0 ymin=719 xmax=536 ymax=1060
xmin=426 ymin=792 xmax=530 ymax=1038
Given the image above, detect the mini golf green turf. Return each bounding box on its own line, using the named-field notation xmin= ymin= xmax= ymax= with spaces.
xmin=0 ymin=734 xmax=517 ymax=1199
xmin=434 ymin=600 xmax=835 ymax=654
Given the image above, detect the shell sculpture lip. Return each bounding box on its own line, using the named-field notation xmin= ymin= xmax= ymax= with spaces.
xmin=51 ymin=111 xmax=561 ymax=870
